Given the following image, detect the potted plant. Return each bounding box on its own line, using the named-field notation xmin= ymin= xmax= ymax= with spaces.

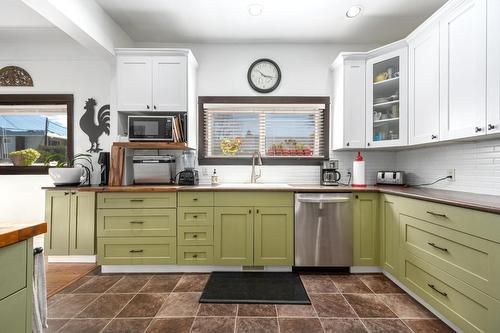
xmin=45 ymin=153 xmax=94 ymax=186
xmin=9 ymin=148 xmax=41 ymax=166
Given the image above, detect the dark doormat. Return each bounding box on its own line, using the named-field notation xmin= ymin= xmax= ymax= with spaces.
xmin=199 ymin=272 xmax=310 ymax=304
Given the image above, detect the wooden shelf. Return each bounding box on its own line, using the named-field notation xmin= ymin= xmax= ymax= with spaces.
xmin=112 ymin=142 xmax=189 ymax=149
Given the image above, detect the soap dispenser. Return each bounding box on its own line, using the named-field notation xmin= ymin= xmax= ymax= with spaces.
xmin=211 ymin=169 xmax=219 ymax=185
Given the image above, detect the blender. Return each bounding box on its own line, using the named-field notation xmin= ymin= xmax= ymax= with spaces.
xmin=177 ymin=149 xmax=199 ymax=185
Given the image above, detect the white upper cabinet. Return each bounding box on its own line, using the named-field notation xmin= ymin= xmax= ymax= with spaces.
xmin=366 ymin=47 xmax=408 ymax=148
xmin=408 ymin=25 xmax=440 ymax=145
xmin=331 ymin=57 xmax=366 ymax=150
xmin=153 ymin=56 xmax=187 ymax=111
xmin=487 ymin=0 xmax=500 ymax=135
xmin=117 ymin=56 xmax=153 ymax=111
xmin=439 ymin=0 xmax=487 ymax=140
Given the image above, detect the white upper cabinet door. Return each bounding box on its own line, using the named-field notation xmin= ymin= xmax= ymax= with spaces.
xmin=408 ymin=25 xmax=440 ymax=145
xmin=439 ymin=0 xmax=487 ymax=140
xmin=117 ymin=56 xmax=153 ymax=111
xmin=487 ymin=0 xmax=500 ymax=134
xmin=153 ymin=56 xmax=188 ymax=111
xmin=343 ymin=60 xmax=366 ymax=149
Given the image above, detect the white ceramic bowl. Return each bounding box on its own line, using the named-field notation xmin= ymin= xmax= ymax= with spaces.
xmin=48 ymin=167 xmax=84 ymax=186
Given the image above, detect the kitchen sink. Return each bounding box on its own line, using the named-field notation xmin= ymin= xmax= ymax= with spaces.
xmin=215 ymin=183 xmax=292 ymax=188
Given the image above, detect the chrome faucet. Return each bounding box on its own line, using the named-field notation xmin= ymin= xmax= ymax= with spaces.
xmin=251 ymin=151 xmax=263 ymax=183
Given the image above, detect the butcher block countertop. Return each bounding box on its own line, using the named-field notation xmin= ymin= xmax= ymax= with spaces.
xmin=42 ymin=184 xmax=500 ymax=215
xmin=0 ymin=222 xmax=47 ymax=248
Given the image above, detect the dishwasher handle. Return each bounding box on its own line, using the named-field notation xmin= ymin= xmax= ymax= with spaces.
xmin=297 ymin=197 xmax=351 ymax=204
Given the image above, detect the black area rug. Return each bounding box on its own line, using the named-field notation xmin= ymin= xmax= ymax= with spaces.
xmin=199 ymin=272 xmax=310 ymax=304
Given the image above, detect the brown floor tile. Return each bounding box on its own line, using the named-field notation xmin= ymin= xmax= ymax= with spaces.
xmin=300 ymin=274 xmax=338 ymax=293
xmin=190 ymin=317 xmax=235 ymax=333
xmin=45 ymin=319 xmax=69 ymax=333
xmin=403 ymin=319 xmax=456 ymax=333
xmin=73 ymin=276 xmax=123 ymax=293
xmin=358 ymin=275 xmax=403 ymax=294
xmin=48 ymin=294 xmax=99 ymax=318
xmin=197 ymin=303 xmax=238 ymax=316
xmin=276 ymin=304 xmax=316 ymax=317
xmin=146 ymin=317 xmax=195 ymax=333
xmin=330 ymin=275 xmax=372 ymax=294
xmin=47 ymin=293 xmax=67 ymax=307
xmin=86 ymin=267 xmax=102 ymax=275
xmin=57 ymin=319 xmax=110 ymax=333
xmin=156 ymin=292 xmax=201 ymax=317
xmin=173 ymin=273 xmax=209 ymax=292
xmin=278 ymin=318 xmax=324 ymax=333
xmin=237 ymin=317 xmax=279 ymax=333
xmin=344 ymin=294 xmax=396 ymax=318
xmin=321 ymin=318 xmax=368 ymax=333
xmin=58 ymin=276 xmax=93 ymax=294
xmin=102 ymin=318 xmax=152 ymax=333
xmin=238 ymin=304 xmax=277 ymax=317
xmin=379 ymin=294 xmax=435 ymax=319
xmin=141 ymin=274 xmax=183 ymax=293
xmin=362 ymin=319 xmax=412 ymax=333
xmin=310 ymin=294 xmax=356 ymax=318
xmin=117 ymin=293 xmax=168 ymax=318
xmin=107 ymin=275 xmax=151 ymax=293
xmin=76 ymin=294 xmax=133 ymax=318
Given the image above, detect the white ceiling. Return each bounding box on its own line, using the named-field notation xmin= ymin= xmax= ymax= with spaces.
xmin=95 ymin=0 xmax=448 ymax=44
xmin=0 ymin=0 xmax=53 ymax=28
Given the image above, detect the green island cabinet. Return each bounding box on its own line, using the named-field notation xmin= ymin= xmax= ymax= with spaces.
xmin=0 ymin=239 xmax=33 ymax=333
xmin=45 ymin=190 xmax=96 ymax=255
xmin=380 ymin=194 xmax=400 ymax=277
xmin=353 ymin=193 xmax=379 ymax=266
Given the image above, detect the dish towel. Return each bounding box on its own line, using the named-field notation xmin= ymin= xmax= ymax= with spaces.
xmin=32 ymin=247 xmax=47 ymax=333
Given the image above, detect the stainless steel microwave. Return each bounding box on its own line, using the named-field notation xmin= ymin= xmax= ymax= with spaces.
xmin=128 ymin=116 xmax=174 ymax=141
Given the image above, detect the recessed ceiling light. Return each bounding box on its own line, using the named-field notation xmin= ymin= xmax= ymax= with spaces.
xmin=346 ymin=5 xmax=363 ymax=18
xmin=248 ymin=4 xmax=264 ymax=17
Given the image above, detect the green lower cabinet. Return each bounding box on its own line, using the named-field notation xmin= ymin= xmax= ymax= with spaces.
xmin=214 ymin=207 xmax=254 ymax=265
xmin=0 ymin=241 xmax=27 ymax=300
xmin=353 ymin=193 xmax=379 ymax=266
xmin=45 ymin=190 xmax=71 ymax=255
xmin=254 ymin=207 xmax=294 ymax=266
xmin=178 ymin=226 xmax=213 ymax=246
xmin=178 ymin=246 xmax=214 ymax=265
xmin=380 ymin=195 xmax=400 ymax=277
xmin=0 ymin=289 xmax=28 ymax=333
xmin=97 ymin=237 xmax=176 ymax=265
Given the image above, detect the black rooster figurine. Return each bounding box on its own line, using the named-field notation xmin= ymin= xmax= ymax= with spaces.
xmin=80 ymin=98 xmax=110 ymax=153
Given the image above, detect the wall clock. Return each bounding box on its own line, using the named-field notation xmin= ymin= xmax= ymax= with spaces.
xmin=247 ymin=58 xmax=281 ymax=93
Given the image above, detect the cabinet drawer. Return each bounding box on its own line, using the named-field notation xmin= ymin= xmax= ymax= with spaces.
xmin=0 ymin=241 xmax=27 ymax=301
xmin=402 ymin=215 xmax=500 ymax=300
xmin=394 ymin=195 xmax=500 ymax=243
xmin=97 ymin=192 xmax=176 ymax=209
xmin=402 ymin=253 xmax=500 ymax=333
xmin=178 ymin=207 xmax=213 ymax=226
xmin=178 ymin=192 xmax=214 ymax=207
xmin=214 ymin=192 xmax=294 ymax=207
xmin=178 ymin=226 xmax=213 ymax=245
xmin=0 ymin=288 xmax=27 ymax=333
xmin=177 ymin=246 xmax=213 ymax=265
xmin=97 ymin=209 xmax=176 ymax=237
xmin=97 ymin=237 xmax=176 ymax=265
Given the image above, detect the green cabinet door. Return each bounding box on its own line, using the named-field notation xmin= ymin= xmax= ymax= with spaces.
xmin=353 ymin=193 xmax=379 ymax=266
xmin=214 ymin=207 xmax=254 ymax=265
xmin=44 ymin=190 xmax=71 ymax=255
xmin=380 ymin=195 xmax=399 ymax=276
xmin=254 ymin=207 xmax=294 ymax=266
xmin=70 ymin=192 xmax=96 ymax=255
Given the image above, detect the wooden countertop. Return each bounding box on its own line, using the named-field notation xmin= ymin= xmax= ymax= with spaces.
xmin=42 ymin=185 xmax=500 ymax=215
xmin=0 ymin=222 xmax=47 ymax=248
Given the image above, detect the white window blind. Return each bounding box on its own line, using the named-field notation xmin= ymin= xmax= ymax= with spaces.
xmin=203 ymin=103 xmax=325 ymax=158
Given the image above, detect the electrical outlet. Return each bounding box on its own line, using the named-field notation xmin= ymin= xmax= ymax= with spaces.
xmin=447 ymin=169 xmax=456 ymax=181
xmin=201 ymin=167 xmax=209 ymax=176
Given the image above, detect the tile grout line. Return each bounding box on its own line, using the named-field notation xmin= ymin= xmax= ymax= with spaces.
xmin=306 ymin=276 xmax=326 ymax=333
xmin=234 ymin=304 xmax=239 ymax=333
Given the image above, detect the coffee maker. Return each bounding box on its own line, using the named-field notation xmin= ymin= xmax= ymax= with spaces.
xmin=320 ymin=159 xmax=341 ymax=186
xmin=177 ymin=149 xmax=199 ymax=185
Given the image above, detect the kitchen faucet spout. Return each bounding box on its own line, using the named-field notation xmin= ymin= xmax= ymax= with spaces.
xmin=251 ymin=151 xmax=263 ymax=183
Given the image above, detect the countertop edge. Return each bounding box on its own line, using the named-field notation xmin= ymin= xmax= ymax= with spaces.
xmin=0 ymin=222 xmax=47 ymax=249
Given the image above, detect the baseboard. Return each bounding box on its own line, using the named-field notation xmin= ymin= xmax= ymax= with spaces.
xmin=101 ymin=265 xmax=292 ymax=274
xmin=383 ymin=271 xmax=462 ymax=333
xmin=48 ymin=255 xmax=96 ymax=263
xmin=350 ymin=266 xmax=383 ymax=273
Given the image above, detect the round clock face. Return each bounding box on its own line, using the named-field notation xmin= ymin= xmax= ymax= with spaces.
xmin=247 ymin=58 xmax=281 ymax=93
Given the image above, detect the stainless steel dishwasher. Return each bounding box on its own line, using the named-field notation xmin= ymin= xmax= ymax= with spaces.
xmin=294 ymin=193 xmax=353 ymax=267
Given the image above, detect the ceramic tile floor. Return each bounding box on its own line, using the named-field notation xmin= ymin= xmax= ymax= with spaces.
xmin=46 ymin=268 xmax=456 ymax=333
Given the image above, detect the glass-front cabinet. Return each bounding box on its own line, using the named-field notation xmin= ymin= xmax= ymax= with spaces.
xmin=366 ymin=48 xmax=407 ymax=147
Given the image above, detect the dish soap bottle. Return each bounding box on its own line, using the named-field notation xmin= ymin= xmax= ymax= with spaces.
xmin=352 ymin=152 xmax=366 ymax=187
xmin=211 ymin=169 xmax=219 ymax=185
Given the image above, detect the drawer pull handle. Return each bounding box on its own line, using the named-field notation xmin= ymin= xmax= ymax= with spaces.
xmin=130 ymin=199 xmax=144 ymax=202
xmin=129 ymin=249 xmax=143 ymax=253
xmin=193 ymin=234 xmax=198 ymax=238
xmin=64 ymin=191 xmax=70 ymax=195
xmin=249 ymin=209 xmax=252 ymax=214
xmin=193 ymin=215 xmax=198 ymax=219
xmin=426 ymin=211 xmax=447 ymax=218
xmin=193 ymin=198 xmax=198 ymax=201
xmin=193 ymin=254 xmax=198 ymax=258
xmin=130 ymin=221 xmax=144 ymax=224
xmin=428 ymin=242 xmax=448 ymax=252
xmin=428 ymin=283 xmax=448 ymax=297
